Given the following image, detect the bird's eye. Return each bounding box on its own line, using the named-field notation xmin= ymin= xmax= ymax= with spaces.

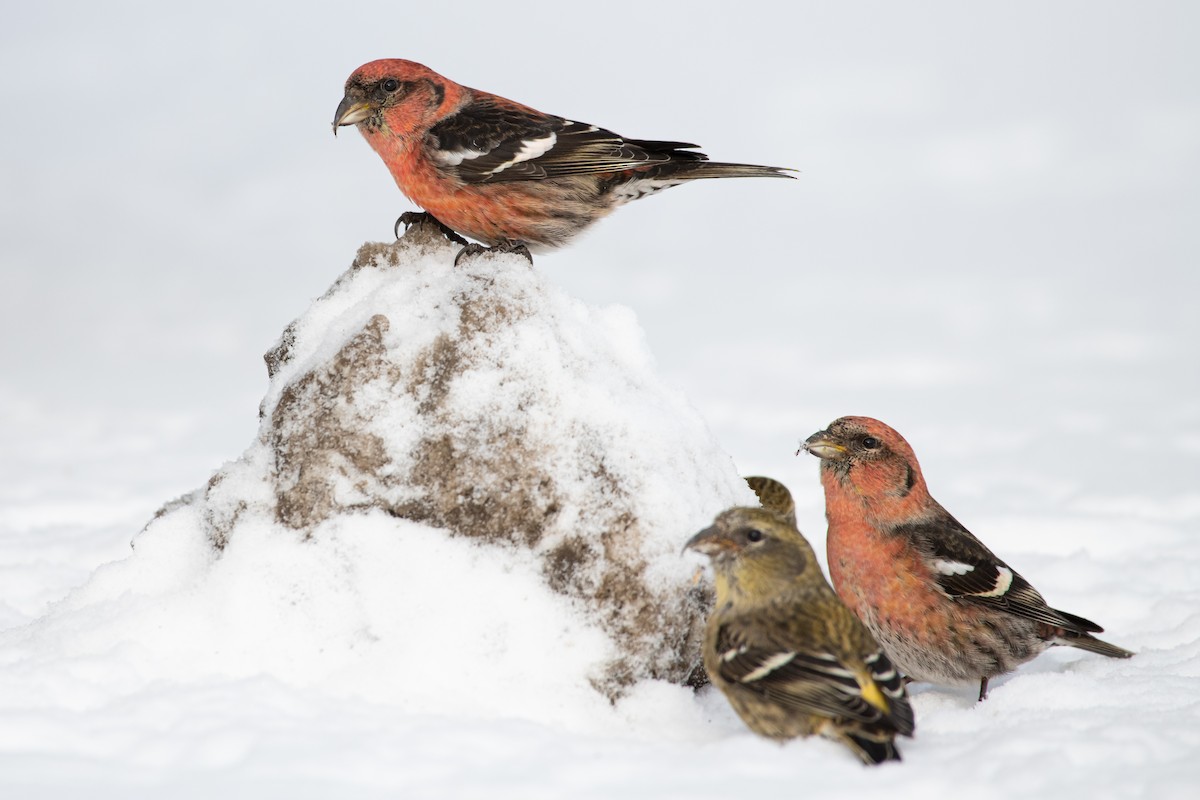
xmin=861 ymin=436 xmax=880 ymax=449
xmin=746 ymin=529 xmax=765 ymax=543
xmin=381 ymin=79 xmax=400 ymax=93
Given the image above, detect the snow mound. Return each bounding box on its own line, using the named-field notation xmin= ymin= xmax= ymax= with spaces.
xmin=10 ymin=220 xmax=757 ymax=721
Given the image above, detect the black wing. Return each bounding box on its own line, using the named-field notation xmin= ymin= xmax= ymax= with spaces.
xmin=714 ymin=622 xmax=913 ymax=735
xmin=896 ymin=516 xmax=1104 ymax=633
xmin=425 ymin=96 xmax=706 ymax=183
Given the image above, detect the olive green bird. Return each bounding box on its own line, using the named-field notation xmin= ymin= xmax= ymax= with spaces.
xmin=686 ymin=480 xmax=915 ymax=765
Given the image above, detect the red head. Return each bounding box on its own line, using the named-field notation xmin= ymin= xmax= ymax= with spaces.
xmin=332 ymin=59 xmax=465 ymax=141
xmin=801 ymin=416 xmax=933 ymax=521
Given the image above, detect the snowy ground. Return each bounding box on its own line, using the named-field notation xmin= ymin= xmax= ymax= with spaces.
xmin=3 ymin=1 xmax=1199 ymax=797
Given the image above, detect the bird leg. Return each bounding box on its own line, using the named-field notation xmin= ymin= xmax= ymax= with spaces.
xmin=394 ymin=211 xmax=468 ymax=246
xmin=977 ymin=677 xmax=989 ymax=702
xmin=454 ymin=240 xmax=534 ymax=267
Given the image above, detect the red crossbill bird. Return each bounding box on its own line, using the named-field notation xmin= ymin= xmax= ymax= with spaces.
xmin=800 ymin=416 xmax=1133 ymax=701
xmin=333 ymin=59 xmax=792 ymax=257
xmin=686 ymin=492 xmax=915 ymax=765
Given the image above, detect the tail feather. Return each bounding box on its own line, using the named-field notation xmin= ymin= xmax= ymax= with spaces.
xmin=744 ymin=476 xmax=797 ymax=527
xmin=1054 ymin=629 xmax=1134 ymax=659
xmin=610 ymin=161 xmax=793 ymax=204
xmin=667 ymin=161 xmax=795 ymax=180
xmin=842 ymin=731 xmax=902 ymax=766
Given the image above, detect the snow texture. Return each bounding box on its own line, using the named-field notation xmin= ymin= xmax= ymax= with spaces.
xmin=3 ymin=226 xmax=1196 ymax=799
xmin=6 ymin=221 xmax=751 ymax=723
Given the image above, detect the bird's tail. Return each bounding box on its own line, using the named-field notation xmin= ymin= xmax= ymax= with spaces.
xmin=667 ymin=161 xmax=795 ymax=181
xmin=840 ymin=730 xmax=902 ymax=766
xmin=744 ymin=476 xmax=797 ymax=527
xmin=1042 ymin=608 xmax=1134 ymax=658
xmin=624 ymin=139 xmax=794 ymax=179
xmin=1054 ymin=629 xmax=1135 ymax=659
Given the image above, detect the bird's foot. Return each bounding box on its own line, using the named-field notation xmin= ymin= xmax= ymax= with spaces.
xmin=394 ymin=212 xmax=468 ymax=246
xmin=977 ymin=676 xmax=989 ymax=702
xmin=453 ymin=240 xmax=534 ymax=267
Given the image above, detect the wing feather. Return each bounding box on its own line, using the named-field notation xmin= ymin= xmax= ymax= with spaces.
xmin=426 ymin=97 xmax=707 ymax=183
xmin=895 ymin=517 xmax=1104 ymax=633
xmin=715 ymin=622 xmax=914 ymax=735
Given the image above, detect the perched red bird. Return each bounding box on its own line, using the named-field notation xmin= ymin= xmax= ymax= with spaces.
xmin=800 ymin=416 xmax=1132 ymax=701
xmin=332 ymin=59 xmax=792 ymax=255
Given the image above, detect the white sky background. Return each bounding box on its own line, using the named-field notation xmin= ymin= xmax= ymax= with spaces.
xmin=1 ymin=1 xmax=1198 ymax=573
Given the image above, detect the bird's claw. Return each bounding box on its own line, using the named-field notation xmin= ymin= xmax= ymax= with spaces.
xmin=453 ymin=243 xmax=488 ymax=266
xmin=503 ymin=241 xmax=534 ymax=265
xmin=394 ymin=212 xmax=469 ymax=246
xmin=453 ymin=241 xmax=534 ymax=267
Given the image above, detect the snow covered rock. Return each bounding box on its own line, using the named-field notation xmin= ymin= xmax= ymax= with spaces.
xmin=137 ymin=219 xmax=755 ymax=699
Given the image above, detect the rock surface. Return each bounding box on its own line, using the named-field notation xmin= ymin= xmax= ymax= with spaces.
xmin=144 ymin=220 xmax=755 ymax=696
